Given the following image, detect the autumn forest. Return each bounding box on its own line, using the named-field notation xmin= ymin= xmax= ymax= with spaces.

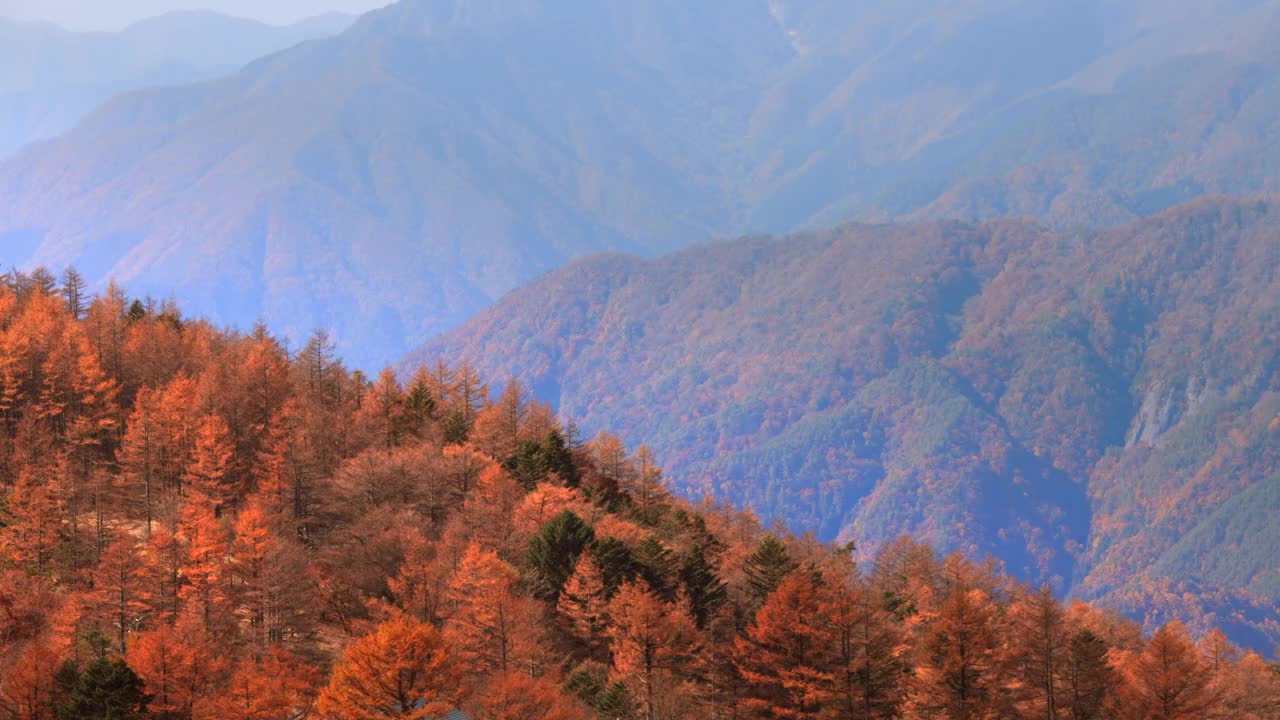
xmin=0 ymin=264 xmax=1275 ymax=720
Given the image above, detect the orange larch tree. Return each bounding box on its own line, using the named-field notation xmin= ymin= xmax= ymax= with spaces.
xmin=117 ymin=386 xmax=161 ymax=537
xmin=466 ymin=671 xmax=587 ymax=720
xmin=195 ymin=647 xmax=317 ymax=720
xmin=821 ymin=560 xmax=906 ymax=720
xmin=388 ymin=535 xmax=448 ymax=624
xmin=0 ymin=640 xmax=60 ymax=720
xmin=229 ymin=496 xmax=312 ymax=650
xmin=444 ymin=543 xmax=548 ymax=678
xmin=182 ymin=414 xmax=236 ymax=511
xmin=176 ymin=484 xmax=229 ymax=630
xmin=626 ymin=446 xmax=670 ymax=523
xmin=355 ymin=369 xmax=407 ymax=455
xmin=1200 ymin=627 xmax=1237 ymax=677
xmin=90 ymin=532 xmax=156 ymax=654
xmin=128 ymin=614 xmax=225 ymax=720
xmin=904 ymin=585 xmax=1007 ymax=720
xmin=3 ymin=466 xmax=62 ymax=575
xmin=1109 ymin=621 xmax=1223 ymax=720
xmin=735 ymin=569 xmax=838 ymax=719
xmin=1218 ymin=651 xmax=1280 ymax=719
xmin=471 ymin=379 xmax=528 ymax=462
xmin=557 ymin=551 xmax=610 ymax=656
xmin=607 ymin=579 xmax=700 ymax=720
xmin=316 ymin=615 xmax=464 ymax=720
xmin=1007 ymin=584 xmax=1071 ymax=720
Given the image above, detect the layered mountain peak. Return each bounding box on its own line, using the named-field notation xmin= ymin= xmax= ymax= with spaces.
xmin=0 ymin=10 xmax=356 ymax=158
xmin=357 ymin=0 xmax=552 ymax=35
xmin=7 ymin=1 xmax=1280 ymax=370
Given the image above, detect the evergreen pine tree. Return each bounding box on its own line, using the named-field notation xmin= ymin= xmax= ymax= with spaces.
xmin=744 ymin=534 xmax=798 ymax=603
xmin=596 ymin=681 xmax=637 ymax=719
xmin=526 ymin=510 xmax=596 ymax=600
xmin=541 ymin=428 xmax=580 ymax=487
xmin=57 ymin=657 xmax=150 ymax=720
xmin=679 ymin=544 xmax=728 ymax=628
xmin=1065 ymin=628 xmax=1113 ymax=720
xmin=442 ymin=408 xmax=470 ymax=445
xmin=632 ymin=536 xmax=679 ymax=601
xmin=593 ymin=536 xmax=639 ymax=593
xmin=403 ymin=373 xmax=436 ymax=434
xmin=505 ymin=440 xmax=550 ymax=489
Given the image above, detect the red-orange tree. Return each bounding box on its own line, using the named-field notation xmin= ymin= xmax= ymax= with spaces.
xmin=316 ymin=615 xmax=464 ymax=720
xmin=735 ymin=569 xmax=837 ymax=719
xmin=1110 ymin=621 xmax=1222 ymax=720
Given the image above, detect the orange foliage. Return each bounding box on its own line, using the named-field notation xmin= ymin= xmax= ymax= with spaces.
xmin=0 ymin=284 xmax=1272 ymax=720
xmin=0 ymin=641 xmax=59 ymax=720
xmin=1109 ymin=621 xmax=1223 ymax=720
xmin=316 ymin=615 xmax=464 ymax=720
xmin=466 ymin=672 xmax=586 ymax=720
xmin=735 ymin=570 xmax=838 ymax=718
xmin=444 ymin=544 xmax=549 ymax=677
xmin=196 ymin=647 xmax=317 ymax=720
xmin=128 ymin=615 xmax=226 ymax=719
xmin=607 ymin=580 xmax=699 ymax=720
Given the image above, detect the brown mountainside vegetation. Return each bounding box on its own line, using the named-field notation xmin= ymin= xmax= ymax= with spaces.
xmin=413 ymin=195 xmax=1280 ymax=652
xmin=2 ymin=269 xmax=1278 ymax=719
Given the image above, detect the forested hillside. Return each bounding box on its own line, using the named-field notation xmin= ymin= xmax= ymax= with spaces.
xmin=413 ymin=196 xmax=1280 ymax=651
xmin=2 ymin=271 xmax=1278 ymax=719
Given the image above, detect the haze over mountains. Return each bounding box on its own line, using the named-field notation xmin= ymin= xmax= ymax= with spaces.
xmin=6 ymin=0 xmax=1280 ymax=367
xmin=0 ymin=11 xmax=355 ymax=158
xmin=416 ymin=195 xmax=1280 ymax=649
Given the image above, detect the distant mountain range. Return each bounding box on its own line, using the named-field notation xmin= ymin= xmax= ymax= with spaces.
xmin=6 ymin=0 xmax=1280 ymax=367
xmin=411 ymin=195 xmax=1280 ymax=650
xmin=0 ymin=11 xmax=354 ymax=158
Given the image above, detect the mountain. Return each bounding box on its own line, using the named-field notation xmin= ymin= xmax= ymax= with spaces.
xmin=0 ymin=11 xmax=355 ymax=159
xmin=0 ymin=0 xmax=791 ymax=367
xmin=409 ymin=195 xmax=1280 ymax=646
xmin=8 ymin=0 xmax=1280 ymax=368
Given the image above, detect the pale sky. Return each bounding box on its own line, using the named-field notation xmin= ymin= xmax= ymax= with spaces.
xmin=0 ymin=0 xmax=392 ymax=30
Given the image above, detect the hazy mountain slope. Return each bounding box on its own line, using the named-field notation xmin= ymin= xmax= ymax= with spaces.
xmin=409 ymin=196 xmax=1280 ymax=643
xmin=9 ymin=0 xmax=1280 ymax=367
xmin=738 ymin=0 xmax=1280 ymax=231
xmin=0 ymin=0 xmax=795 ymax=366
xmin=0 ymin=11 xmax=354 ymax=158
xmin=897 ymin=49 xmax=1280 ymax=227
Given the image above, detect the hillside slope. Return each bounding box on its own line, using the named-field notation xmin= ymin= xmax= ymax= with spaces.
xmin=410 ymin=196 xmax=1280 ymax=643
xmin=1 ymin=277 xmax=1276 ymax=714
xmin=0 ymin=11 xmax=353 ymax=158
xmin=9 ymin=0 xmax=1280 ymax=366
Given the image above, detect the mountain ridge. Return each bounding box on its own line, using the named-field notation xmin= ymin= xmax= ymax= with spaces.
xmin=406 ymin=194 xmax=1280 ymax=645
xmin=0 ymin=10 xmax=356 ymax=158
xmin=10 ymin=1 xmax=1280 ymax=367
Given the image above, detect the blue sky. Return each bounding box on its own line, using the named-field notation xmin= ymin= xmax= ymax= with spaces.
xmin=0 ymin=0 xmax=391 ymax=30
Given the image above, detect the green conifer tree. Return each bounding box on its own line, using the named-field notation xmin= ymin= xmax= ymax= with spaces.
xmin=743 ymin=534 xmax=798 ymax=604
xmin=526 ymin=510 xmax=596 ymax=600
xmin=57 ymin=657 xmax=150 ymax=720
xmin=680 ymin=545 xmax=728 ymax=628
